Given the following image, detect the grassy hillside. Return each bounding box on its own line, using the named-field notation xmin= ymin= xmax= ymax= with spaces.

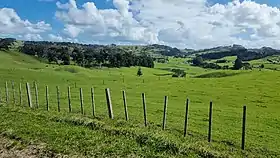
xmin=0 ymin=50 xmax=280 ymax=157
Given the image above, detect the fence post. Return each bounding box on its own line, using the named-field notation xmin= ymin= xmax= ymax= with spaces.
xmin=208 ymin=101 xmax=213 ymax=142
xmin=105 ymin=88 xmax=113 ymax=119
xmin=80 ymin=88 xmax=84 ymax=115
xmin=57 ymin=86 xmax=60 ymax=112
xmin=34 ymin=82 xmax=39 ymax=108
xmin=26 ymin=82 xmax=32 ymax=108
xmin=142 ymin=93 xmax=147 ymax=127
xmin=241 ymin=106 xmax=247 ymax=150
xmin=162 ymin=96 xmax=168 ymax=130
xmin=19 ymin=83 xmax=22 ymax=106
xmin=68 ymin=86 xmax=72 ymax=112
xmin=184 ymin=98 xmax=189 ymax=137
xmin=122 ymin=90 xmax=128 ymax=121
xmin=91 ymin=87 xmax=95 ymax=116
xmin=5 ymin=81 xmax=8 ymax=104
xmin=46 ymin=86 xmax=49 ymax=111
xmin=12 ymin=81 xmax=15 ymax=104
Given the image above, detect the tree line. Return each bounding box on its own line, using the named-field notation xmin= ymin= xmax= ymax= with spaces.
xmin=20 ymin=41 xmax=154 ymax=68
xmin=192 ymin=56 xmax=254 ymax=70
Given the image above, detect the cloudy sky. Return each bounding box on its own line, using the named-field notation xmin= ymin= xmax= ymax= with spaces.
xmin=0 ymin=0 xmax=280 ymax=49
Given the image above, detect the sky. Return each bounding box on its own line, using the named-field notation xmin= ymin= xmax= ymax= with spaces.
xmin=0 ymin=0 xmax=280 ymax=49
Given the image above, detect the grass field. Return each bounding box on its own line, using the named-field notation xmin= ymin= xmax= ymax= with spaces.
xmin=0 ymin=50 xmax=280 ymax=157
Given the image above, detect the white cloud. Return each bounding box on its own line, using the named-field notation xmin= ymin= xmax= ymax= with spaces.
xmin=23 ymin=34 xmax=43 ymax=41
xmin=55 ymin=0 xmax=158 ymax=44
xmin=48 ymin=34 xmax=63 ymax=42
xmin=63 ymin=25 xmax=83 ymax=38
xmin=0 ymin=8 xmax=51 ymax=35
xmin=48 ymin=33 xmax=79 ymax=43
xmin=53 ymin=0 xmax=280 ymax=49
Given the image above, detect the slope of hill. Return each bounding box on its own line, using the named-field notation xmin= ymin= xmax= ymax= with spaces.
xmin=1 ymin=50 xmax=280 ymax=157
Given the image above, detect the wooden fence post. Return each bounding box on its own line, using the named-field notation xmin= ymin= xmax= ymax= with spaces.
xmin=91 ymin=87 xmax=95 ymax=116
xmin=162 ymin=96 xmax=168 ymax=130
xmin=12 ymin=81 xmax=15 ymax=104
xmin=241 ymin=106 xmax=247 ymax=150
xmin=34 ymin=82 xmax=39 ymax=108
xmin=105 ymin=88 xmax=113 ymax=119
xmin=80 ymin=88 xmax=84 ymax=115
xmin=19 ymin=83 xmax=22 ymax=106
xmin=57 ymin=86 xmax=60 ymax=112
xmin=184 ymin=98 xmax=189 ymax=137
xmin=5 ymin=81 xmax=8 ymax=104
xmin=46 ymin=86 xmax=49 ymax=111
xmin=142 ymin=93 xmax=147 ymax=127
xmin=122 ymin=90 xmax=128 ymax=121
xmin=68 ymin=86 xmax=72 ymax=112
xmin=26 ymin=83 xmax=32 ymax=108
xmin=208 ymin=101 xmax=213 ymax=142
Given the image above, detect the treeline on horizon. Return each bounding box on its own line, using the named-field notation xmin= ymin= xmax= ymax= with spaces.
xmin=0 ymin=38 xmax=155 ymax=68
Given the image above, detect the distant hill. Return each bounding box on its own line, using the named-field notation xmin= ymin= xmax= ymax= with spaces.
xmin=187 ymin=44 xmax=280 ymax=61
xmin=1 ymin=37 xmax=280 ymax=62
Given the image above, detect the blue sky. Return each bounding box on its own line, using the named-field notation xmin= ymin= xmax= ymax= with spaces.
xmin=0 ymin=0 xmax=280 ymax=49
xmin=0 ymin=0 xmax=114 ymax=35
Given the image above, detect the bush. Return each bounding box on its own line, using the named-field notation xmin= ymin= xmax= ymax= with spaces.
xmin=216 ymin=59 xmax=227 ymax=63
xmin=233 ymin=58 xmax=243 ymax=70
xmin=171 ymin=69 xmax=186 ymax=78
xmin=202 ymin=63 xmax=222 ymax=69
xmin=192 ymin=56 xmax=204 ymax=66
xmin=222 ymin=65 xmax=229 ymax=69
xmin=137 ymin=67 xmax=143 ymax=76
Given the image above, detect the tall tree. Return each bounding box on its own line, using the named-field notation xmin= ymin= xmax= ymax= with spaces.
xmin=233 ymin=58 xmax=243 ymax=70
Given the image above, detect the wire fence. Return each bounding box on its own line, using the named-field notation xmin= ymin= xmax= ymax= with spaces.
xmin=0 ymin=80 xmax=251 ymax=151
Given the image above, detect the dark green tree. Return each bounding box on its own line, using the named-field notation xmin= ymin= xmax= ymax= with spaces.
xmin=60 ymin=52 xmax=71 ymax=65
xmin=233 ymin=58 xmax=243 ymax=70
xmin=46 ymin=47 xmax=58 ymax=64
xmin=192 ymin=56 xmax=204 ymax=66
xmin=137 ymin=67 xmax=143 ymax=77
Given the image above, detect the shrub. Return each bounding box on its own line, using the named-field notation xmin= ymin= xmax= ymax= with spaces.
xmin=171 ymin=69 xmax=186 ymax=78
xmin=216 ymin=59 xmax=228 ymax=63
xmin=137 ymin=67 xmax=143 ymax=76
xmin=233 ymin=58 xmax=243 ymax=70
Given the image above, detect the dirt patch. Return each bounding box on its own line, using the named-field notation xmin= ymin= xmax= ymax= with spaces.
xmin=0 ymin=136 xmax=68 ymax=158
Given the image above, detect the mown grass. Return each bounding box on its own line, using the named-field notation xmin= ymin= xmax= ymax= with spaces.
xmin=0 ymin=50 xmax=280 ymax=157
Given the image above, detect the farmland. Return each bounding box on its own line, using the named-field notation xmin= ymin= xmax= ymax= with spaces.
xmin=0 ymin=50 xmax=280 ymax=157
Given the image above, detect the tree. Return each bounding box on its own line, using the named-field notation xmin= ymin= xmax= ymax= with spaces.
xmin=60 ymin=52 xmax=71 ymax=65
xmin=260 ymin=64 xmax=264 ymax=69
xmin=192 ymin=56 xmax=204 ymax=66
xmin=137 ymin=67 xmax=143 ymax=77
xmin=171 ymin=69 xmax=186 ymax=78
xmin=46 ymin=47 xmax=58 ymax=64
xmin=233 ymin=58 xmax=243 ymax=70
xmin=0 ymin=38 xmax=16 ymax=50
